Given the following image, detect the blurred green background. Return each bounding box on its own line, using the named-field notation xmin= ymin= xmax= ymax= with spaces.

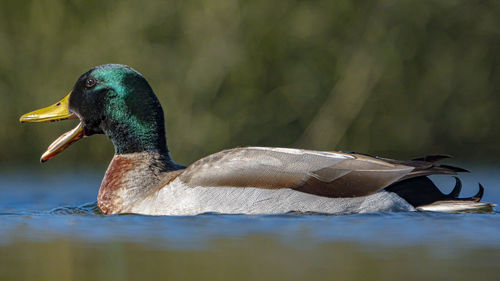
xmin=1 ymin=0 xmax=499 ymax=170
xmin=1 ymin=2 xmax=500 ymax=280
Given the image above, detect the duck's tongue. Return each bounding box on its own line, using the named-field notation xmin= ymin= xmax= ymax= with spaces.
xmin=20 ymin=92 xmax=84 ymax=162
xmin=40 ymin=122 xmax=84 ymax=162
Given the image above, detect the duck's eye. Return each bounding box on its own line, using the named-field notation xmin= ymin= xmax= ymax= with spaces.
xmin=85 ymin=78 xmax=97 ymax=88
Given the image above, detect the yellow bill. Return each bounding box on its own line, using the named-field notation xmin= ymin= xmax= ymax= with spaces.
xmin=19 ymin=93 xmax=77 ymax=123
xmin=20 ymin=92 xmax=84 ymax=162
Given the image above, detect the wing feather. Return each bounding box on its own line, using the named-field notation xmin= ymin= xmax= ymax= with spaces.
xmin=178 ymin=147 xmax=417 ymax=197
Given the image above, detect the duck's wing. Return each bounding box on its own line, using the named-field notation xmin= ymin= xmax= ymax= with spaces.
xmin=178 ymin=147 xmax=464 ymax=198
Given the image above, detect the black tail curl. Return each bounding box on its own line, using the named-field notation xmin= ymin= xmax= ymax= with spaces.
xmin=385 ymin=176 xmax=484 ymax=208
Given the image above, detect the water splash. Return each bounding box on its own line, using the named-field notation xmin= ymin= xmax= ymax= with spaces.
xmin=49 ymin=201 xmax=103 ymax=215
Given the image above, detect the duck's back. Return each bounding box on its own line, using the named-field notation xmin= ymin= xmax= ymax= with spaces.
xmin=124 ymin=147 xmax=490 ymax=215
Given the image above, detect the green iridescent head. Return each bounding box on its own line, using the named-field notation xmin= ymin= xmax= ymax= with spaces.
xmin=20 ymin=64 xmax=168 ymax=160
xmin=71 ymin=64 xmax=167 ymax=154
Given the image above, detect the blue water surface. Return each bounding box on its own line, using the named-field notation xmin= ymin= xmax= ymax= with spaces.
xmin=0 ymin=167 xmax=499 ymax=281
xmin=0 ymin=168 xmax=499 ymax=247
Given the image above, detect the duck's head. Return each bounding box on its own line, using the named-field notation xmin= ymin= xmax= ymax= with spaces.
xmin=20 ymin=64 xmax=168 ymax=162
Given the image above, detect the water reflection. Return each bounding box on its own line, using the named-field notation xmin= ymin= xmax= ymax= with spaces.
xmin=1 ymin=233 xmax=499 ymax=281
xmin=0 ymin=170 xmax=499 ymax=280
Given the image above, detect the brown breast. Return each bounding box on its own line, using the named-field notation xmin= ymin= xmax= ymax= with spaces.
xmin=97 ymin=155 xmax=135 ymax=214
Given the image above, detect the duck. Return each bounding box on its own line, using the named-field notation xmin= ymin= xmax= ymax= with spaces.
xmin=20 ymin=64 xmax=494 ymax=215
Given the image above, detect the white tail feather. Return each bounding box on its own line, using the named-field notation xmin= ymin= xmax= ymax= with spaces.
xmin=417 ymin=201 xmax=495 ymax=213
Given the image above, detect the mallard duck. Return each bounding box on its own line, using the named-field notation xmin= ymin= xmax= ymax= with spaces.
xmin=20 ymin=64 xmax=494 ymax=215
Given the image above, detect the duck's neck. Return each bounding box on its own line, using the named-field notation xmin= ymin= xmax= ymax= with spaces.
xmin=97 ymin=151 xmax=181 ymax=214
xmin=103 ymin=115 xmax=169 ymax=155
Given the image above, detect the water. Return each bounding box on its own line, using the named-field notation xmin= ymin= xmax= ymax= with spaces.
xmin=0 ymin=168 xmax=499 ymax=281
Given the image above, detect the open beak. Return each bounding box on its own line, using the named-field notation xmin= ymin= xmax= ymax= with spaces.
xmin=20 ymin=93 xmax=84 ymax=162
